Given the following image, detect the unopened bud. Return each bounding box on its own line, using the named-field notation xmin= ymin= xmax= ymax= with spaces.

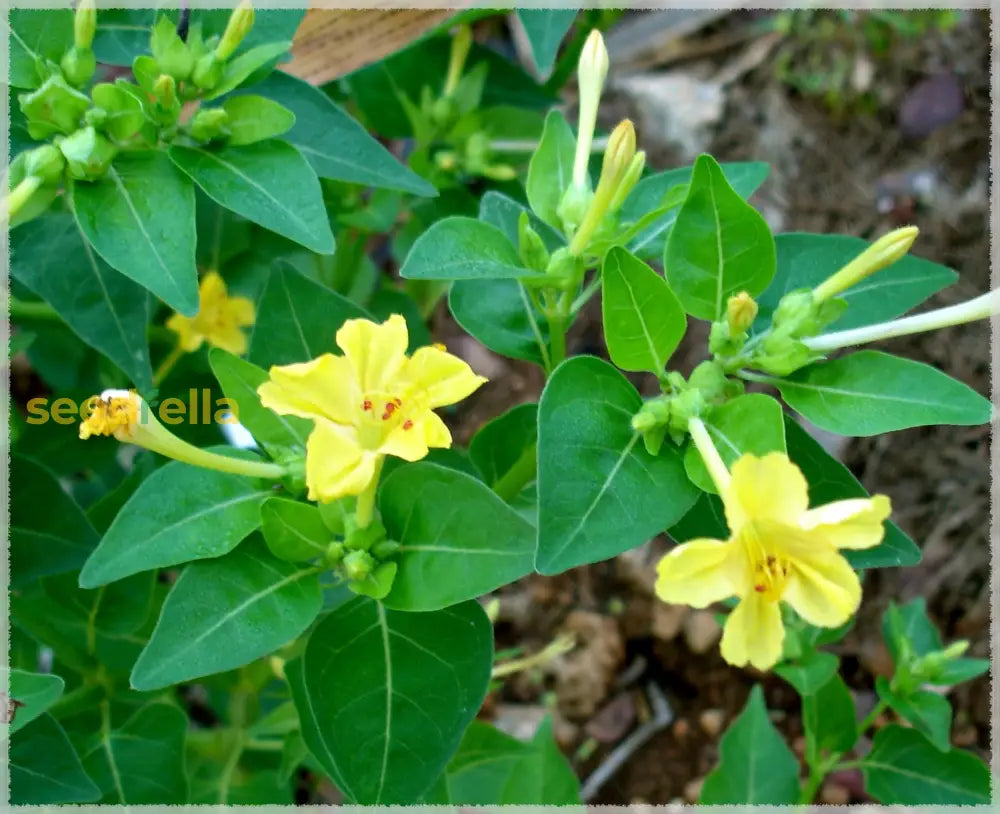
xmin=61 ymin=46 xmax=96 ymax=86
xmin=813 ymin=226 xmax=920 ymax=302
xmin=572 ymin=30 xmax=609 ymax=189
xmin=608 ymin=150 xmax=645 ymax=214
xmin=19 ymin=75 xmax=91 ymax=139
xmin=726 ymin=291 xmax=758 ymax=336
xmin=189 ymin=107 xmax=229 ymax=142
xmin=444 ymin=24 xmax=473 ymax=97
xmin=518 ymin=212 xmax=550 ymax=272
xmin=216 ymin=0 xmax=255 ymax=61
xmin=342 ymin=550 xmax=375 ymax=582
xmin=152 ymin=74 xmax=177 ymax=109
xmin=25 ymin=145 xmax=66 ymax=184
xmin=74 ymin=0 xmax=97 ymax=51
xmin=193 ymin=53 xmax=222 ymax=89
xmin=58 ymin=126 xmax=117 ymax=180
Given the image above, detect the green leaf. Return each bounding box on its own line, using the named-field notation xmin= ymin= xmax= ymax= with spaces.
xmin=699 ymin=685 xmax=800 ymax=804
xmin=469 ymin=402 xmax=538 ymax=489
xmin=8 ymin=8 xmax=75 ymax=88
xmin=665 ymin=153 xmax=776 ymax=320
xmin=204 ymin=41 xmax=292 ymax=100
xmin=7 ymin=669 xmax=65 ymax=736
xmin=130 ymin=537 xmax=321 ymax=690
xmin=862 ymin=725 xmax=990 ymax=804
xmin=784 ymin=417 xmax=919 ymax=569
xmin=881 ymin=598 xmax=942 ymax=662
xmin=290 ymin=597 xmax=493 ymax=803
xmin=757 ymin=233 xmax=958 ymax=332
xmin=247 ymin=264 xmax=369 ymax=367
xmin=932 ymin=657 xmax=991 ymax=687
xmin=169 ymin=141 xmax=335 ymax=254
xmin=479 ymin=189 xmax=565 ymax=251
xmin=400 ymin=216 xmax=539 ymax=281
xmin=10 ymin=714 xmax=101 ymax=804
xmin=71 ymin=150 xmax=198 ymax=315
xmin=669 ymin=490 xmax=730 ymax=542
xmin=260 ymin=497 xmax=331 ymax=562
xmin=499 ymin=718 xmax=581 ymax=803
xmin=624 ymin=161 xmax=770 ymax=259
xmin=79 ymin=459 xmax=273 ymax=588
xmin=774 ymin=650 xmax=839 ymax=696
xmin=439 ymin=721 xmax=533 ymax=804
xmin=11 ymin=213 xmax=153 ymax=390
xmin=802 ymin=674 xmax=856 ymax=759
xmin=876 ymin=677 xmax=951 ymax=752
xmin=80 ymin=702 xmax=189 ymax=803
xmin=517 ymin=9 xmax=576 ymax=77
xmin=221 ymin=94 xmax=296 ymax=146
xmin=684 ymin=394 xmax=786 ymax=493
xmin=526 ymin=110 xmax=576 ymax=228
xmin=379 ymin=463 xmax=536 ymax=611
xmin=776 ymin=350 xmax=992 ymax=435
xmin=602 ymin=246 xmax=687 ymax=373
xmin=247 ymin=71 xmax=434 ymax=196
xmin=536 ymin=356 xmax=698 ymax=574
xmin=209 ymin=347 xmax=312 ymax=452
xmin=11 ymin=454 xmax=99 ymax=587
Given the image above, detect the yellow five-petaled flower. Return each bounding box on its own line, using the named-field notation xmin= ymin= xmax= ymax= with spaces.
xmin=656 ymin=443 xmax=891 ymax=671
xmin=166 ymin=271 xmax=255 ymax=355
xmin=257 ymin=314 xmax=486 ymax=504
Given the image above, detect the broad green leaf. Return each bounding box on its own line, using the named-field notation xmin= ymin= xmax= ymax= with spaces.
xmin=209 ymin=347 xmax=312 ymax=452
xmin=11 ymin=454 xmax=98 ymax=586
xmin=526 ymin=110 xmax=576 ymax=228
xmin=79 ymin=458 xmax=273 ymax=588
xmin=776 ymin=350 xmax=992 ymax=435
xmin=785 ymin=418 xmax=919 ymax=568
xmin=623 ymin=161 xmax=770 ymax=258
xmin=536 ymin=356 xmax=698 ymax=574
xmin=379 ymin=463 xmax=536 ymax=611
xmin=699 ymin=685 xmax=800 ymax=804
xmin=169 ymin=141 xmax=335 ymax=254
xmin=882 ymin=598 xmax=942 ymax=663
xmin=479 ymin=190 xmax=565 ymax=251
xmin=603 ymin=246 xmax=687 ymax=373
xmin=400 ymin=216 xmax=540 ymax=281
xmin=684 ymin=393 xmax=786 ymax=493
xmin=468 ymin=402 xmax=537 ymax=489
xmin=932 ymin=657 xmax=991 ymax=687
xmin=862 ymin=725 xmax=990 ymax=804
xmin=7 ymin=8 xmax=75 ymax=88
xmin=10 ymin=714 xmax=101 ymax=804
xmin=246 ymin=71 xmax=434 ymax=196
xmin=222 ymin=95 xmax=296 ymax=146
xmin=450 ymin=279 xmax=551 ymax=367
xmin=665 ymin=154 xmax=776 ymax=320
xmin=499 ymin=718 xmax=581 ymax=804
xmin=756 ymin=233 xmax=958 ymax=332
xmin=72 ymin=150 xmax=198 ymax=315
xmin=290 ymin=597 xmax=493 ymax=803
xmin=131 ymin=537 xmax=321 ymax=690
xmin=247 ymin=264 xmax=368 ymax=367
xmin=7 ymin=669 xmax=65 ymax=736
xmin=11 ymin=213 xmax=153 ymax=390
xmin=80 ymin=702 xmax=189 ymax=803
xmin=439 ymin=721 xmax=533 ymax=804
xmin=803 ymin=674 xmax=856 ymax=760
xmin=517 ymin=9 xmax=576 ymax=77
xmin=204 ymin=41 xmax=292 ymax=100
xmin=774 ymin=650 xmax=839 ymax=696
xmin=876 ymin=677 xmax=951 ymax=752
xmin=260 ymin=497 xmax=331 ymax=562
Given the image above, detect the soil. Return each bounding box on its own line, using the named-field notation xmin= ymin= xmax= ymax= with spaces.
xmin=443 ymin=9 xmax=992 ymax=804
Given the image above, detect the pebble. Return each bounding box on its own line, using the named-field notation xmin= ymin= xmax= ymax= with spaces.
xmin=820 ymin=782 xmax=851 ymax=805
xmin=683 ymin=777 xmax=704 ymax=803
xmin=652 ymin=603 xmax=687 ymax=641
xmin=683 ymin=610 xmax=721 ymax=654
xmin=698 ymin=708 xmax=725 ymax=737
xmin=672 ymin=718 xmax=690 ymax=739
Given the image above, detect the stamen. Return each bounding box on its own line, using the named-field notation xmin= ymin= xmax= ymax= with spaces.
xmin=403 ymin=420 xmax=413 ymax=431
xmin=362 ymin=399 xmax=372 ymax=411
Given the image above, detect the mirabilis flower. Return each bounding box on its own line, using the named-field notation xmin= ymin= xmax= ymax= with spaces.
xmin=656 ymin=434 xmax=891 ymax=671
xmin=166 ymin=271 xmax=255 ymax=354
xmin=257 ymin=315 xmax=486 ymax=503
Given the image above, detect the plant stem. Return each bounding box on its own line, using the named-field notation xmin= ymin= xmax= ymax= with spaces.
xmin=548 ymin=311 xmax=568 ymax=369
xmin=491 ymin=442 xmax=537 ymax=502
xmin=688 ymin=417 xmax=731 ymax=492
xmin=571 ymin=274 xmax=603 ymax=315
xmin=10 ymin=298 xmax=62 ymax=322
xmin=355 ymin=455 xmax=384 ymax=529
xmin=152 ymin=342 xmax=185 ymax=386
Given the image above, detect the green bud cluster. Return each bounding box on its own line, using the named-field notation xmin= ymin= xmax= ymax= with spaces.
xmin=748 ymin=289 xmax=845 ymax=376
xmin=332 ymin=515 xmax=400 ymax=600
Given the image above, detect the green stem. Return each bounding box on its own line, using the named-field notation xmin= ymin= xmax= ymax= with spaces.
xmin=492 ymin=442 xmax=537 ymax=502
xmin=548 ymin=312 xmax=567 ymax=369
xmin=355 ymin=455 xmax=385 ymax=529
xmin=571 ymin=274 xmax=603 ymax=315
xmin=736 ymin=369 xmax=784 ymax=387
xmin=152 ymin=342 xmax=185 ymax=386
xmin=10 ymin=298 xmax=62 ymax=322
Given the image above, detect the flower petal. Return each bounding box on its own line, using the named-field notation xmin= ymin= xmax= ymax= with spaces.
xmin=336 ymin=315 xmax=409 ymax=393
xmin=305 ymin=420 xmax=376 ymax=501
xmin=165 ymin=313 xmax=203 ymax=352
xmin=404 ymin=345 xmax=487 ymax=409
xmin=655 ymin=539 xmax=739 ymax=608
xmin=379 ymin=410 xmax=451 ymax=462
xmin=725 ymin=453 xmax=809 ymax=535
xmin=799 ymin=494 xmax=891 ymax=550
xmin=258 ymin=354 xmax=360 ymax=424
xmin=211 ymin=324 xmax=249 ymax=355
xmin=783 ymin=547 xmax=861 ymax=628
xmin=227 ymin=295 xmax=256 ymax=327
xmin=199 ymin=270 xmax=229 ymax=304
xmin=720 ymin=593 xmax=785 ymax=670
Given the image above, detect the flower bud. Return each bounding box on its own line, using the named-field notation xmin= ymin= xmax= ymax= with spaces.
xmin=153 ymin=74 xmax=178 ymax=109
xmin=342 ymin=549 xmax=375 ymax=582
xmin=189 ymin=107 xmax=230 ymax=142
xmin=518 ymin=211 xmax=550 ymax=272
xmin=58 ymin=126 xmax=117 ymax=180
xmin=349 ymin=561 xmax=398 ymax=600
xmin=192 ymin=53 xmax=223 ymax=90
xmin=74 ymin=0 xmax=97 ymax=51
xmin=216 ymin=0 xmax=255 ymax=62
xmin=813 ymin=226 xmax=920 ymax=302
xmin=573 ymin=29 xmax=609 ymax=189
xmin=608 ymin=150 xmax=645 ymax=214
xmin=61 ymin=46 xmax=96 ymax=87
xmin=19 ymin=75 xmax=91 ymax=138
xmin=24 ymin=145 xmax=66 ymax=184
xmin=444 ymin=24 xmax=473 ymax=97
xmin=726 ymin=291 xmax=758 ymax=336
xmin=151 ymin=15 xmax=195 ymax=80
xmin=556 ymin=182 xmax=592 ymax=234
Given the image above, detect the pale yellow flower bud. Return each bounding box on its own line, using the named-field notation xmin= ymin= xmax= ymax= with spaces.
xmin=572 ymin=29 xmax=609 ymax=189
xmin=74 ymin=0 xmax=97 ymax=51
xmin=216 ymin=0 xmax=255 ymax=62
xmin=608 ymin=149 xmax=645 ymax=214
xmin=813 ymin=226 xmax=920 ymax=302
xmin=444 ymin=24 xmax=473 ymax=97
xmin=726 ymin=291 xmax=758 ymax=336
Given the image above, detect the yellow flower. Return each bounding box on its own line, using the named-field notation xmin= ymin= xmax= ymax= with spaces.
xmin=655 ymin=451 xmax=891 ymax=671
xmin=165 ymin=271 xmax=255 ymax=354
xmin=257 ymin=314 xmax=487 ymax=503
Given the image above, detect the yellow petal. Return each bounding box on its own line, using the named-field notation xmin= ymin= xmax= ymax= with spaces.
xmin=336 ymin=315 xmax=409 ymax=392
xmin=210 ymin=324 xmax=249 ymax=355
xmin=165 ymin=313 xmax=203 ymax=351
xmin=725 ymin=453 xmax=809 ymax=535
xmin=783 ymin=547 xmax=861 ymax=628
xmin=380 ymin=410 xmax=451 ymax=462
xmin=258 ymin=354 xmax=360 ymax=424
xmin=654 ymin=539 xmax=739 ymax=608
xmin=799 ymin=494 xmax=891 ymax=549
xmin=227 ymin=295 xmax=256 ymax=327
xmin=305 ymin=420 xmax=376 ymax=501
xmin=404 ymin=345 xmax=487 ymax=408
xmin=720 ymin=593 xmax=785 ymax=670
xmin=199 ymin=270 xmax=229 ymax=304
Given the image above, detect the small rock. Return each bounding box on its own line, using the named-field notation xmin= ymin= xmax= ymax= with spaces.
xmin=683 ymin=777 xmax=704 ymax=803
xmin=899 ymin=73 xmax=964 ymax=139
xmin=683 ymin=610 xmax=721 ymax=654
xmin=698 ymin=708 xmax=725 ymax=737
xmin=672 ymin=718 xmax=690 ymax=739
xmin=820 ymin=782 xmax=851 ymax=805
xmin=652 ymin=603 xmax=687 ymax=641
xmin=585 ymin=692 xmax=637 ymax=743
xmin=493 ymin=703 xmax=548 ymax=741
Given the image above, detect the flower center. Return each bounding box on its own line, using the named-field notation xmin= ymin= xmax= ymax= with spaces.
xmin=741 ymin=523 xmax=790 ymax=602
xmin=79 ymin=395 xmax=138 ymax=440
xmin=356 ymin=393 xmax=415 ymax=449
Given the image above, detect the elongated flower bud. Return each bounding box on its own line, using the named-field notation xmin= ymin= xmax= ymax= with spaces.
xmin=608 ymin=149 xmax=645 ymax=214
xmin=444 ymin=24 xmax=473 ymax=97
xmin=813 ymin=226 xmax=919 ymax=302
xmin=74 ymin=0 xmax=97 ymax=51
xmin=572 ymin=29 xmax=609 ymax=189
xmin=569 ymin=119 xmax=635 ymax=255
xmin=726 ymin=291 xmax=758 ymax=336
xmin=216 ymin=0 xmax=255 ymax=61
